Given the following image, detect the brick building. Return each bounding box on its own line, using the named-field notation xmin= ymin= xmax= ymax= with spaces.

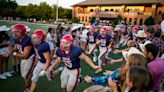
xmin=72 ymin=0 xmax=164 ymax=25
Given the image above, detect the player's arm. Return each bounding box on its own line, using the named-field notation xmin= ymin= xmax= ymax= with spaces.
xmin=49 ymin=56 xmax=61 ymax=71
xmin=13 ymin=46 xmax=32 ymax=59
xmin=43 ymin=51 xmax=51 ymax=71
xmin=79 ymin=53 xmax=101 ymax=70
xmin=111 ymin=58 xmax=124 ymax=64
xmin=109 ymin=38 xmax=113 ymax=47
xmin=96 ymin=38 xmax=100 ymax=45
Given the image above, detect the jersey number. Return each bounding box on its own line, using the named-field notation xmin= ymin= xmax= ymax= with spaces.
xmin=65 ymin=60 xmax=72 ymax=68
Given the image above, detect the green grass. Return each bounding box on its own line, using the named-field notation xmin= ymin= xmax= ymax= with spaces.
xmin=0 ymin=20 xmax=123 ymax=92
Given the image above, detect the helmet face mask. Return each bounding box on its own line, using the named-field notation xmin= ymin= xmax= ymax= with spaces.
xmin=60 ymin=34 xmax=73 ymax=51
xmin=100 ymin=30 xmax=106 ymax=35
xmin=60 ymin=40 xmax=71 ymax=51
xmin=88 ymin=28 xmax=94 ymax=33
xmin=31 ymin=35 xmax=42 ymax=45
xmin=12 ymin=30 xmax=22 ymax=39
xmin=100 ymin=27 xmax=107 ymax=35
xmin=32 ymin=29 xmax=46 ymax=45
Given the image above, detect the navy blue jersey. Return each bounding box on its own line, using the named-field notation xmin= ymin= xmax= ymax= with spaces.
xmin=35 ymin=41 xmax=50 ymax=63
xmin=14 ymin=35 xmax=34 ymax=58
xmin=56 ymin=45 xmax=83 ymax=69
xmin=98 ymin=34 xmax=112 ymax=47
xmin=87 ymin=32 xmax=99 ymax=44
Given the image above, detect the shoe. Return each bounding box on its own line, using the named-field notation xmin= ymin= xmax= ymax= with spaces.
xmin=0 ymin=74 xmax=7 ymax=79
xmin=78 ymin=75 xmax=83 ymax=84
xmin=93 ymin=57 xmax=97 ymax=62
xmin=4 ymin=72 xmax=12 ymax=77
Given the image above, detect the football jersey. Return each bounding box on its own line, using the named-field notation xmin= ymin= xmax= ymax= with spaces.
xmin=87 ymin=32 xmax=99 ymax=44
xmin=35 ymin=41 xmax=50 ymax=63
xmin=14 ymin=35 xmax=34 ymax=58
xmin=56 ymin=45 xmax=83 ymax=69
xmin=98 ymin=34 xmax=112 ymax=47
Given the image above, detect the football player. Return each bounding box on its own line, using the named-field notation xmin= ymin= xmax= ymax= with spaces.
xmin=49 ymin=34 xmax=102 ymax=92
xmin=96 ymin=27 xmax=113 ymax=70
xmin=11 ymin=24 xmax=36 ymax=92
xmin=86 ymin=25 xmax=99 ymax=62
xmin=29 ymin=29 xmax=53 ymax=92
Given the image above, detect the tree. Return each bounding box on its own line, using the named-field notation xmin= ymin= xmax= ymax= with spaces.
xmin=65 ymin=9 xmax=72 ymax=19
xmin=37 ymin=2 xmax=52 ymax=20
xmin=15 ymin=6 xmax=26 ymax=18
xmin=0 ymin=0 xmax=17 ymax=17
xmin=90 ymin=17 xmax=96 ymax=24
xmin=144 ymin=16 xmax=155 ymax=26
xmin=51 ymin=5 xmax=57 ymax=19
xmin=72 ymin=17 xmax=79 ymax=23
xmin=113 ymin=15 xmax=122 ymax=27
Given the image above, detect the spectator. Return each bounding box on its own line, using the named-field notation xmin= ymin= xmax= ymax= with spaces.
xmin=0 ymin=25 xmax=12 ymax=79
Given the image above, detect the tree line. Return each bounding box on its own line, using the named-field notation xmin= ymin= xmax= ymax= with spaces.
xmin=0 ymin=0 xmax=72 ymax=21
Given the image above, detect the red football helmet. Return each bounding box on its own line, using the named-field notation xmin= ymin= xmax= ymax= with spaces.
xmin=32 ymin=29 xmax=46 ymax=42
xmin=100 ymin=27 xmax=107 ymax=32
xmin=12 ymin=24 xmax=26 ymax=35
xmin=60 ymin=34 xmax=74 ymax=50
xmin=85 ymin=25 xmax=95 ymax=32
xmin=61 ymin=34 xmax=74 ymax=43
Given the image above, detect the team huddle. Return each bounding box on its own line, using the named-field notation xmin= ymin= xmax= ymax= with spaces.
xmin=0 ymin=17 xmax=164 ymax=92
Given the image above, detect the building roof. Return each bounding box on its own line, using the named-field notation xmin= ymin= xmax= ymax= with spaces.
xmin=73 ymin=0 xmax=164 ymax=6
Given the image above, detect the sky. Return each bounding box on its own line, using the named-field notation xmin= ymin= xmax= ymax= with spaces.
xmin=16 ymin=0 xmax=85 ymax=9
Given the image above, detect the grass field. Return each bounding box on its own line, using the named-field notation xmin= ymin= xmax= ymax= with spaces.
xmin=0 ymin=20 xmax=123 ymax=92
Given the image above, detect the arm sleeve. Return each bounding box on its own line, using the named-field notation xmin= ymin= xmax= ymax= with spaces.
xmin=77 ymin=47 xmax=83 ymax=57
xmin=42 ymin=44 xmax=50 ymax=53
xmin=92 ymin=69 xmax=120 ymax=85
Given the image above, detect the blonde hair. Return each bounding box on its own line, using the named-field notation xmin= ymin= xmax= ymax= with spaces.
xmin=119 ymin=54 xmax=148 ymax=90
xmin=127 ymin=40 xmax=135 ymax=48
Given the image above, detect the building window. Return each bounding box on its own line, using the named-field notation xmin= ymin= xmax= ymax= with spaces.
xmin=134 ymin=18 xmax=137 ymax=25
xmin=105 ymin=9 xmax=109 ymax=12
xmin=139 ymin=18 xmax=143 ymax=25
xmin=82 ymin=16 xmax=84 ymax=22
xmin=159 ymin=11 xmax=162 ymax=15
xmin=85 ymin=16 xmax=87 ymax=22
xmin=79 ymin=16 xmax=81 ymax=21
xmin=90 ymin=9 xmax=94 ymax=12
xmin=89 ymin=17 xmax=91 ymax=21
xmin=129 ymin=18 xmax=132 ymax=23
xmin=124 ymin=18 xmax=127 ymax=23
xmin=110 ymin=9 xmax=114 ymax=12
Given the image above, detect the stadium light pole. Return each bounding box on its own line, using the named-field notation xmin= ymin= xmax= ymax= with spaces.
xmin=56 ymin=0 xmax=58 ymax=22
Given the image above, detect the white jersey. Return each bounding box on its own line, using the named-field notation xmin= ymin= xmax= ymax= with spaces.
xmin=46 ymin=33 xmax=54 ymax=50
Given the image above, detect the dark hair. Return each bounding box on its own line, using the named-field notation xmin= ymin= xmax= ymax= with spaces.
xmin=162 ymin=13 xmax=164 ymax=20
xmin=146 ymin=26 xmax=154 ymax=34
xmin=65 ymin=27 xmax=71 ymax=32
xmin=154 ymin=30 xmax=161 ymax=37
xmin=145 ymin=43 xmax=159 ymax=60
xmin=48 ymin=28 xmax=53 ymax=33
